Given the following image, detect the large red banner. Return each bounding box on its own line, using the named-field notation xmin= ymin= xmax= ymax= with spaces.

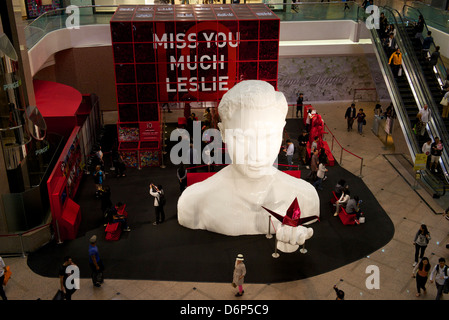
xmin=110 ymin=4 xmax=280 ymax=166
xmin=111 ymin=4 xmax=280 ymax=104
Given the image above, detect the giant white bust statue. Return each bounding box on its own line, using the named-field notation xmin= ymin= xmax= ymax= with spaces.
xmin=177 ymin=80 xmax=320 ymax=252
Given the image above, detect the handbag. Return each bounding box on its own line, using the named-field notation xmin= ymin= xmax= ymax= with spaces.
xmin=53 ymin=289 xmax=65 ymax=300
xmin=95 ymin=271 xmax=104 ymax=284
xmin=440 ymin=97 xmax=449 ymax=107
xmin=362 ymin=119 xmax=367 ymax=125
xmin=3 ymin=266 xmax=11 ymax=286
xmin=231 ymin=282 xmax=237 ymax=288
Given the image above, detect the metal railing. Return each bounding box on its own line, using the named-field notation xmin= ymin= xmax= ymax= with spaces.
xmin=324 ymin=123 xmax=364 ymax=177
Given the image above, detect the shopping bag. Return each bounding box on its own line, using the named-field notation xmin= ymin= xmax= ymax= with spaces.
xmin=53 ymin=289 xmax=65 ymax=300
xmin=95 ymin=271 xmax=104 ymax=284
xmin=398 ymin=67 xmax=403 ymax=77
xmin=3 ymin=266 xmax=11 ymax=286
xmin=440 ymin=97 xmax=449 ymax=107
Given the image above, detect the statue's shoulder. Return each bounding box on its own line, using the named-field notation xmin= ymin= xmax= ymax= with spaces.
xmin=275 ymin=170 xmax=313 ymax=187
xmin=178 ymin=167 xmax=229 ymax=203
xmin=274 ymin=170 xmax=318 ymax=199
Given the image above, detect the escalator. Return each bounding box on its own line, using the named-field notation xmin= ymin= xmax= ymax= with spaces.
xmin=394 ymin=63 xmax=426 ymax=144
xmin=398 ymin=9 xmax=449 ymax=195
xmin=365 ymin=6 xmax=449 ymax=196
xmin=405 ymin=26 xmax=445 ymax=117
xmin=367 ymin=15 xmax=420 ymax=153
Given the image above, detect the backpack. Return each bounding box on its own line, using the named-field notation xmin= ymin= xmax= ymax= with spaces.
xmin=436 ymin=264 xmax=448 ymax=275
xmin=158 ymin=192 xmax=166 ymax=206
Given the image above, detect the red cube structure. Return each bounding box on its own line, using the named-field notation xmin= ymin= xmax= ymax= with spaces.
xmin=110 ymin=4 xmax=280 ymax=167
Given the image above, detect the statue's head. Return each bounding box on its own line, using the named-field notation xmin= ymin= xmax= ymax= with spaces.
xmin=218 ymin=80 xmax=288 ymax=179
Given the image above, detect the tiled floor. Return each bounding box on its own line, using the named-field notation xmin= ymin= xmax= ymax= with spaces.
xmin=2 ymin=102 xmax=449 ymax=301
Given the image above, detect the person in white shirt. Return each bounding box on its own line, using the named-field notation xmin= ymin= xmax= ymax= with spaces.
xmin=334 ymin=190 xmax=350 ymax=216
xmin=284 ymin=139 xmax=295 ymax=170
xmin=313 ymin=161 xmax=327 ymax=190
xmin=0 ymin=256 xmax=7 ymax=300
xmin=430 ymin=257 xmax=448 ymax=300
xmin=311 ymin=136 xmax=319 ymax=153
xmin=149 ymin=184 xmax=165 ymax=225
xmin=442 ymin=87 xmax=449 ymax=118
xmin=96 ymin=146 xmax=104 ymax=167
xmin=417 ymin=105 xmax=431 ymax=136
xmin=422 ymin=138 xmax=432 ymax=159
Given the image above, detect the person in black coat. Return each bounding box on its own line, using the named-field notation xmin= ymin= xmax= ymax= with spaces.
xmin=100 ymin=186 xmax=113 ymax=214
xmin=414 ymin=15 xmax=424 ymax=39
xmin=296 ymin=93 xmax=304 ymax=118
xmin=429 ymin=46 xmax=440 ymax=66
xmin=344 ymin=103 xmax=357 ymax=132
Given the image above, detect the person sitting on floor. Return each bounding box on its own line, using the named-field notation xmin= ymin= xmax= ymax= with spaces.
xmin=334 ymin=190 xmax=350 ymax=216
xmin=111 ymin=202 xmax=131 ymax=232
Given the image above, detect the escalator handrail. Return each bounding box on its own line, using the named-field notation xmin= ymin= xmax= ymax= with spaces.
xmin=383 ymin=6 xmax=449 ymax=185
xmin=364 ymin=11 xmax=420 ymax=158
xmin=402 ymin=4 xmax=448 ymax=87
xmin=383 ymin=6 xmax=448 ymax=142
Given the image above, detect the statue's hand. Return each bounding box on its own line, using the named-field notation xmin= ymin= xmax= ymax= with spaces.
xmin=275 ymin=224 xmax=313 ymax=253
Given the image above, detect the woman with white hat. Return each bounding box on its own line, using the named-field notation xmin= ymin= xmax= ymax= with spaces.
xmin=233 ymin=254 xmax=246 ymax=297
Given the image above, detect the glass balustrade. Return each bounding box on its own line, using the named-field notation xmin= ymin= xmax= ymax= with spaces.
xmin=404 ymin=1 xmax=449 ymax=34
xmin=402 ymin=4 xmax=448 ymax=87
xmin=24 ymin=2 xmax=364 ymax=50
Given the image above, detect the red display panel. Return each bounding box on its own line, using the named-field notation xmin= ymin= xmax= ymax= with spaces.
xmin=139 ymin=121 xmax=161 ymax=141
xmin=110 ymin=4 xmax=280 ymax=167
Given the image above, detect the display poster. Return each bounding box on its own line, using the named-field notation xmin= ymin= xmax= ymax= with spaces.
xmin=139 ymin=121 xmax=161 ymax=141
xmin=413 ymin=153 xmax=428 ymax=171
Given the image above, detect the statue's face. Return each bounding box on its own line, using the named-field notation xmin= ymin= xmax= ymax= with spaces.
xmin=221 ymin=106 xmax=285 ymax=179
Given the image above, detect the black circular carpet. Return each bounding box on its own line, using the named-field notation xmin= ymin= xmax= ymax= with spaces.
xmin=27 ymin=141 xmax=394 ymax=284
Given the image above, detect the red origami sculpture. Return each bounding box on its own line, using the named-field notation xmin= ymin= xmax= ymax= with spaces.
xmin=262 ymin=197 xmax=320 ymax=227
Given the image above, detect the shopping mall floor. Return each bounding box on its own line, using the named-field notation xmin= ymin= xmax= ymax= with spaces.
xmin=2 ymin=101 xmax=449 ymax=301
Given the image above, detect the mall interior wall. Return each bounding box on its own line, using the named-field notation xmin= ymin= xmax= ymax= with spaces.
xmin=33 ymin=46 xmax=117 ymax=111
xmin=30 ymin=19 xmax=377 ymax=114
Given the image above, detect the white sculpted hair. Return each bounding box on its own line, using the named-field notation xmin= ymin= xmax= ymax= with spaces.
xmin=218 ymin=80 xmax=288 ymax=123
